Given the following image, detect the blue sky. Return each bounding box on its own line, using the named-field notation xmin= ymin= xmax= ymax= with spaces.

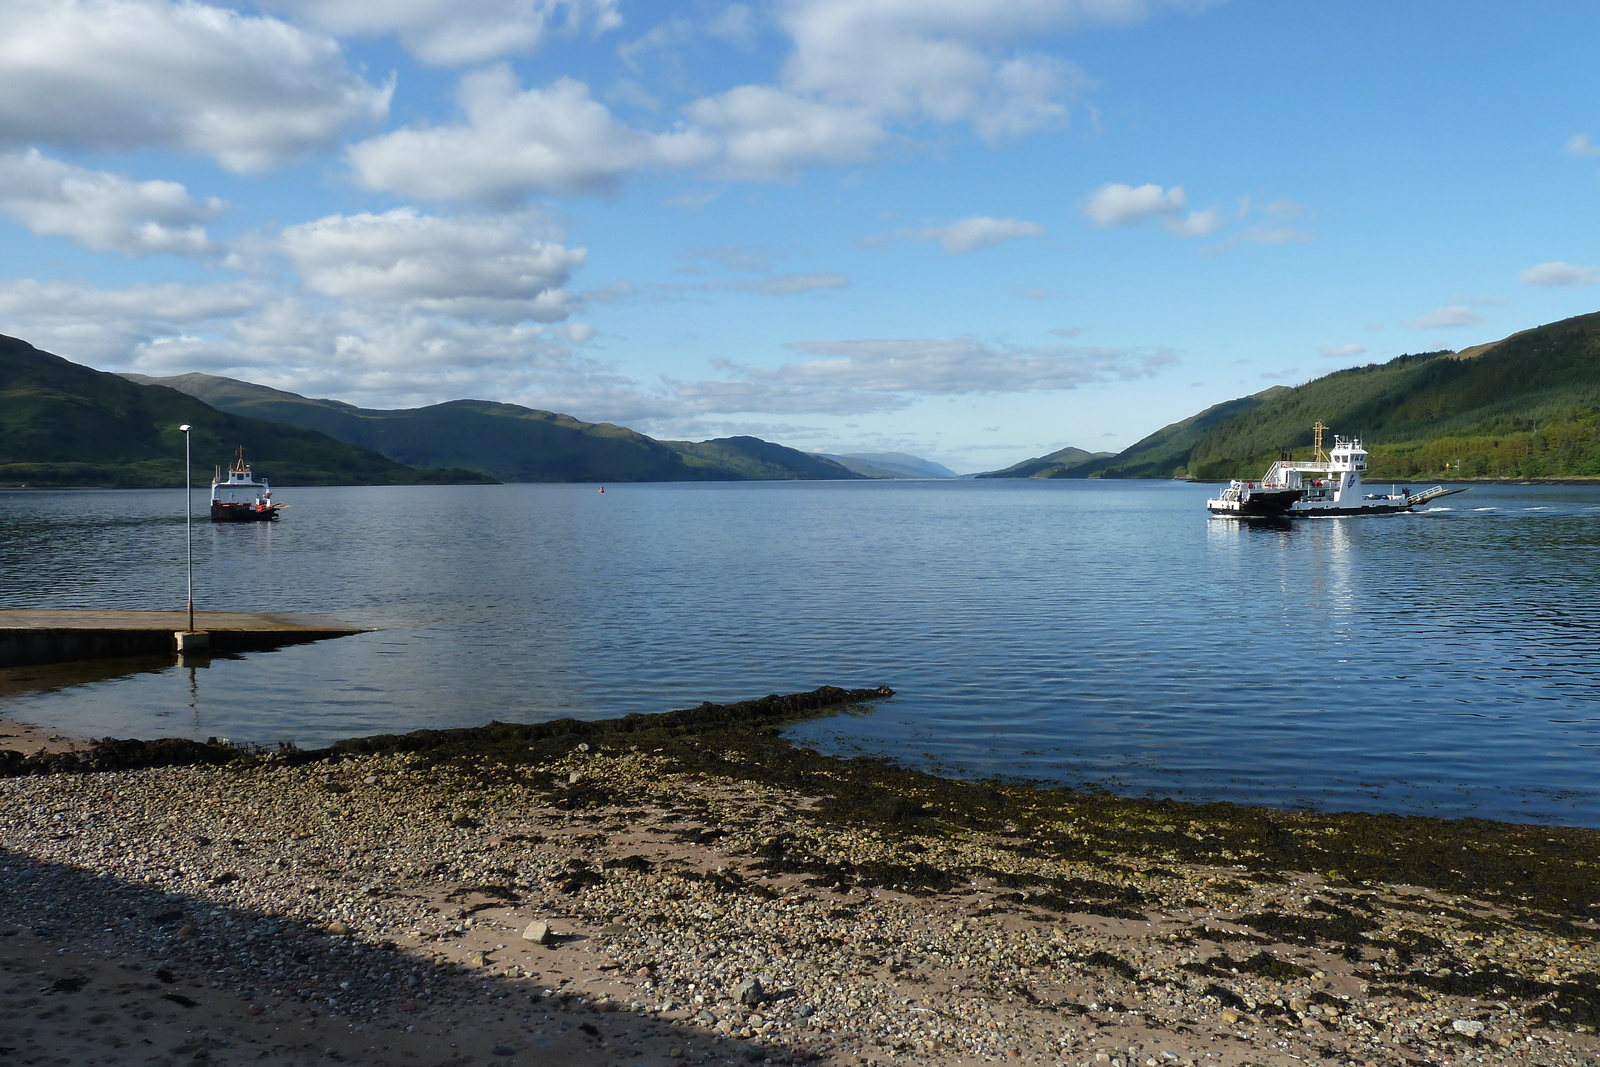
xmin=1 ymin=0 xmax=1597 ymax=472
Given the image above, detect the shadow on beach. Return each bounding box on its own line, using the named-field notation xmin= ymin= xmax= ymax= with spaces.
xmin=0 ymin=845 xmax=799 ymax=1067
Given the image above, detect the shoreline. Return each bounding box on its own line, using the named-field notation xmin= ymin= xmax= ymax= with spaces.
xmin=5 ymin=688 xmax=1600 ymax=1066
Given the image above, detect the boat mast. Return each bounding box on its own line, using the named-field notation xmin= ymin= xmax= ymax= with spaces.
xmin=1313 ymin=421 xmax=1329 ymax=463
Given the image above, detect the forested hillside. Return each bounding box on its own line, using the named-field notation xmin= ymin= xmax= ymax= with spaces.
xmin=1179 ymin=312 xmax=1600 ymax=480
xmin=128 ymin=372 xmax=863 ymax=483
xmin=0 ymin=336 xmax=487 ymax=487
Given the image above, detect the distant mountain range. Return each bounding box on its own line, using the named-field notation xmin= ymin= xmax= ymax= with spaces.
xmin=0 ymin=335 xmax=488 ymax=487
xmin=18 ymin=308 xmax=1597 ymax=489
xmin=122 ymin=371 xmax=867 ymax=484
xmin=817 ymin=452 xmax=958 ymax=479
xmin=983 ymin=310 xmax=1600 ymax=482
xmin=973 ymin=445 xmax=1115 ymax=479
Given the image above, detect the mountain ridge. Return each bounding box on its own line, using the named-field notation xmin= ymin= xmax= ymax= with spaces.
xmin=0 ymin=336 xmax=489 ymax=487
xmin=122 ymin=371 xmax=865 ymax=483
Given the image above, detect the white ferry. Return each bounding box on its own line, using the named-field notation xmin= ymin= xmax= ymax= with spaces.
xmin=1206 ymin=422 xmax=1464 ymax=518
xmin=210 ymin=450 xmax=285 ymax=521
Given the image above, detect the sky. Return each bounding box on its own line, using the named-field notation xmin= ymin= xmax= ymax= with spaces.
xmin=1 ymin=0 xmax=1598 ymax=473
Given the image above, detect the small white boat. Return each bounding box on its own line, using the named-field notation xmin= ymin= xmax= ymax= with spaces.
xmin=1206 ymin=422 xmax=1465 ymax=518
xmin=210 ymin=449 xmax=285 ymax=522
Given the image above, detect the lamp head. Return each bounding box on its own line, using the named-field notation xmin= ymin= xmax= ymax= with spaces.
xmin=178 ymin=424 xmax=191 ymax=432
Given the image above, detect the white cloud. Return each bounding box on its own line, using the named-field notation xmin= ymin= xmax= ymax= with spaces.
xmin=0 ymin=278 xmax=262 ymax=361
xmin=666 ymin=335 xmax=1176 ymax=415
xmin=1520 ymin=261 xmax=1599 ymax=288
xmin=903 ymin=215 xmax=1044 ymax=253
xmin=348 ymin=67 xmax=715 ymax=203
xmin=262 ymin=0 xmax=621 ymax=67
xmin=0 ymin=275 xmax=659 ymax=418
xmin=345 ymin=1 xmax=1209 ymax=202
xmin=0 ymin=150 xmax=222 ymax=256
xmin=281 ymin=209 xmax=585 ymax=323
xmin=1318 ymin=343 xmax=1365 ymax=359
xmin=776 ymin=0 xmax=1146 ymax=142
xmin=1565 ymin=133 xmax=1600 ymax=158
xmin=1083 ymin=182 xmax=1186 ymax=226
xmin=684 ymin=85 xmax=883 ymax=179
xmin=0 ymin=0 xmax=390 ymax=172
xmin=1401 ymin=305 xmax=1484 ymax=330
xmin=1163 ymin=207 xmax=1221 ymax=237
xmin=753 ymin=272 xmax=848 ymax=295
xmin=125 ymin=305 xmax=656 ymax=417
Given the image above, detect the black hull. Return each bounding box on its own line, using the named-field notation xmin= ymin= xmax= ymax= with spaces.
xmin=1291 ymin=503 xmax=1413 ymax=517
xmin=1207 ymin=487 xmax=1305 ymax=517
xmin=210 ymin=504 xmax=282 ymax=522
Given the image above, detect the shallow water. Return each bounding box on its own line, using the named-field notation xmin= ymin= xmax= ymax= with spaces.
xmin=3 ymin=479 xmax=1599 ymax=825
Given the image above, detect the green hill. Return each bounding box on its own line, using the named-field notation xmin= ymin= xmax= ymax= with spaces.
xmin=974 ymin=445 xmax=1115 ymax=479
xmin=1071 ymin=387 xmax=1290 ymax=479
xmin=0 ymin=336 xmax=489 ymax=488
xmin=125 ymin=372 xmax=862 ymax=483
xmin=662 ymin=436 xmax=862 ymax=480
xmin=1177 ymin=312 xmax=1600 ymax=480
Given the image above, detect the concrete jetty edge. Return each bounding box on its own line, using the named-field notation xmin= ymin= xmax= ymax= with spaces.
xmin=0 ymin=609 xmax=371 ymax=667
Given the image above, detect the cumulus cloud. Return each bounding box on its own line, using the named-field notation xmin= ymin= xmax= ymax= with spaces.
xmin=348 ymin=67 xmax=714 ymax=202
xmin=262 ymin=0 xmax=621 ymax=67
xmin=1401 ymin=305 xmax=1484 ymax=330
xmin=903 ymin=215 xmax=1044 ymax=253
xmin=1319 ymin=343 xmax=1365 ymax=359
xmin=684 ymin=85 xmax=883 ymax=179
xmin=1084 ymin=182 xmax=1185 ymax=226
xmin=0 ymin=278 xmax=263 ymax=361
xmin=0 ymin=150 xmax=223 ymax=256
xmin=1565 ymin=133 xmax=1600 ymax=158
xmin=1520 ymin=261 xmax=1598 ymax=288
xmin=753 ymin=272 xmax=848 ymax=295
xmin=666 ymin=335 xmax=1176 ymax=415
xmin=1083 ymin=181 xmax=1227 ymax=237
xmin=0 ymin=0 xmax=390 ymax=172
xmin=776 ymin=0 xmax=1132 ymax=143
xmin=281 ymin=209 xmax=585 ymax=323
xmin=0 ymin=274 xmax=662 ymax=418
xmin=347 ymin=1 xmax=1207 ymax=201
xmin=1164 ymin=207 xmax=1221 ymax=237
xmin=122 ymin=305 xmax=648 ymax=415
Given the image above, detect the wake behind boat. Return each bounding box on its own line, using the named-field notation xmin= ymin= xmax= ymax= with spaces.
xmin=1206 ymin=422 xmax=1466 ymax=518
xmin=210 ymin=449 xmax=285 ymax=522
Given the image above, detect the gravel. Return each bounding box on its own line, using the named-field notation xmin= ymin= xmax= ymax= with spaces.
xmin=3 ymin=744 xmax=1600 ymax=1066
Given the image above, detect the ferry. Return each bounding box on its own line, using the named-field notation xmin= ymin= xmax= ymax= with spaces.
xmin=210 ymin=450 xmax=285 ymax=521
xmin=1206 ymin=422 xmax=1465 ymax=518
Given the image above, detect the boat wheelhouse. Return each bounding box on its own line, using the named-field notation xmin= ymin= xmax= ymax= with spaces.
xmin=210 ymin=450 xmax=284 ymax=522
xmin=1206 ymin=422 xmax=1463 ymax=518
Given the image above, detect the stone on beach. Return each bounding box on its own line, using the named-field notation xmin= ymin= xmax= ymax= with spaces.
xmin=522 ymin=919 xmax=551 ymax=944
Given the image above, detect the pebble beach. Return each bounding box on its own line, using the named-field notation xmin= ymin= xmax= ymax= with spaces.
xmin=4 ymin=687 xmax=1600 ymax=1067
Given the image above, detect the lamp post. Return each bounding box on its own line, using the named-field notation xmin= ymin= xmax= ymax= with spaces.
xmin=179 ymin=424 xmax=194 ymax=633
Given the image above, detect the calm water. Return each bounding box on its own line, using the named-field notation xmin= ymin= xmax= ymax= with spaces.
xmin=3 ymin=480 xmax=1599 ymax=826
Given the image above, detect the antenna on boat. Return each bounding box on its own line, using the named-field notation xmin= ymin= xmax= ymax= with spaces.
xmin=1313 ymin=421 xmax=1329 ymax=463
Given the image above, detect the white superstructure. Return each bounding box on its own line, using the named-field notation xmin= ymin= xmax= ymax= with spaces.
xmin=1206 ymin=422 xmax=1462 ymax=518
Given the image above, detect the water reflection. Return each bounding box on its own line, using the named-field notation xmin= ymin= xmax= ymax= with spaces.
xmin=5 ymin=481 xmax=1600 ymax=825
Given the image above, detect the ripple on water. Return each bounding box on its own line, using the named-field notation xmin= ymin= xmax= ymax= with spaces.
xmin=3 ymin=479 xmax=1600 ymax=825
